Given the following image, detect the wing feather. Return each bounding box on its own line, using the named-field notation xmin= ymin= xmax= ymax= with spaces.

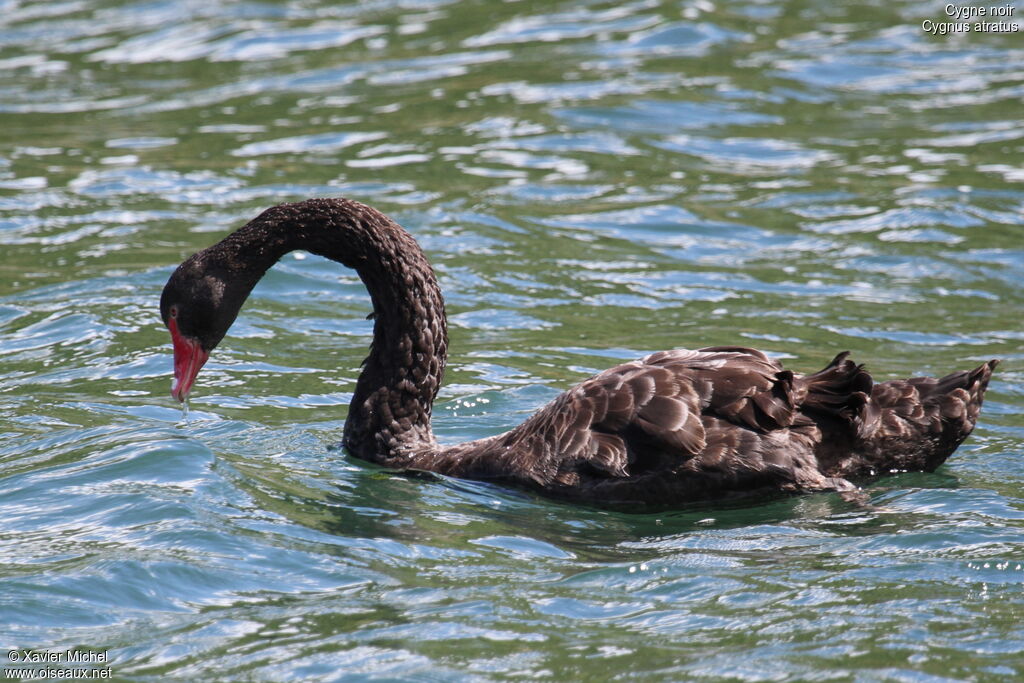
xmin=496 ymin=346 xmax=916 ymax=490
xmin=515 ymin=346 xmax=807 ymax=484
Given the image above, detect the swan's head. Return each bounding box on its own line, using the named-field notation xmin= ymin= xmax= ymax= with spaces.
xmin=160 ymin=256 xmax=244 ymax=403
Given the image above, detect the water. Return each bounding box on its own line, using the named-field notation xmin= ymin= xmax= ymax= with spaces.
xmin=1 ymin=0 xmax=1022 ymax=679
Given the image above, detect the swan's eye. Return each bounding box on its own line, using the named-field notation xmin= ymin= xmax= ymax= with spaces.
xmin=169 ymin=304 xmax=179 ymax=319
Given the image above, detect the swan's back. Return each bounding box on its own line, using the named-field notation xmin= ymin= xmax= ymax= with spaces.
xmin=430 ymin=348 xmax=997 ymax=507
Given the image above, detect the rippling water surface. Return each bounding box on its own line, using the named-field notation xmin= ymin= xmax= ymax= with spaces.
xmin=2 ymin=0 xmax=1023 ymax=680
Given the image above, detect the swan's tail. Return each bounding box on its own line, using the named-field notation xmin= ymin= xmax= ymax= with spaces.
xmin=800 ymin=355 xmax=998 ymax=478
xmin=902 ymin=359 xmax=1000 ymax=469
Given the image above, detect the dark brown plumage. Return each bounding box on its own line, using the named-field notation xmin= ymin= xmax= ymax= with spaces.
xmin=159 ymin=198 xmax=999 ymax=508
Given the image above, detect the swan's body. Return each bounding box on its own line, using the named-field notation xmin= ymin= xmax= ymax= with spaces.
xmin=160 ymin=198 xmax=997 ymax=507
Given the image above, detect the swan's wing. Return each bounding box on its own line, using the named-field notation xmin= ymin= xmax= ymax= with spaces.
xmin=514 ymin=347 xmax=812 ymax=485
xmin=645 ymin=346 xmax=806 ymax=432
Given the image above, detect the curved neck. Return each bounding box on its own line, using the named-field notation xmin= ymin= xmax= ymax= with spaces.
xmin=225 ymin=198 xmax=448 ymax=463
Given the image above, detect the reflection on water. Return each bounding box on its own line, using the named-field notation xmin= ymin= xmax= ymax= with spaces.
xmin=1 ymin=0 xmax=1022 ymax=679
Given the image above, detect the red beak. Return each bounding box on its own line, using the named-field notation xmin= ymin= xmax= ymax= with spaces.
xmin=168 ymin=317 xmax=210 ymax=403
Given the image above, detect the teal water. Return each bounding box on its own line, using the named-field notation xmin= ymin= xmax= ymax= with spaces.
xmin=1 ymin=0 xmax=1023 ymax=680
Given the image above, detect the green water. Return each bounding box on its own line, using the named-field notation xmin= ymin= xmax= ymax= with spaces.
xmin=1 ymin=0 xmax=1022 ymax=680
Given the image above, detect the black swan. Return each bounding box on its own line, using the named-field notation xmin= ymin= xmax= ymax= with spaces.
xmin=160 ymin=198 xmax=998 ymax=507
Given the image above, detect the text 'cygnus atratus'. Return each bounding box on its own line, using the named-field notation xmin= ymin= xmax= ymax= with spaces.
xmin=160 ymin=198 xmax=998 ymax=507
